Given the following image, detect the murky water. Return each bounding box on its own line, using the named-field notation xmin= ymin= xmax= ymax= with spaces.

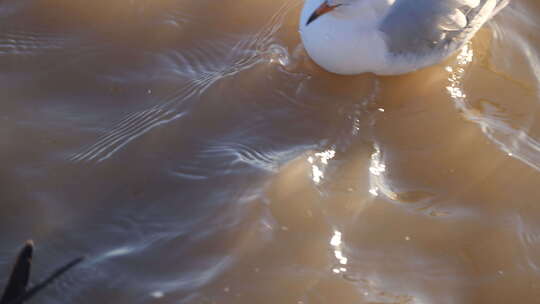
xmin=0 ymin=0 xmax=539 ymax=303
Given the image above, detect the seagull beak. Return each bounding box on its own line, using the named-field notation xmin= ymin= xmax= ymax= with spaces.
xmin=306 ymin=1 xmax=340 ymax=26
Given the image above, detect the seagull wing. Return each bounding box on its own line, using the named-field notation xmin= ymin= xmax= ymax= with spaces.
xmin=379 ymin=0 xmax=509 ymax=57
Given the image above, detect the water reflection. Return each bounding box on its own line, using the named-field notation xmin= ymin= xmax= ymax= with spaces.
xmin=368 ymin=145 xmax=389 ymax=198
xmin=448 ymin=3 xmax=540 ymax=173
xmin=330 ymin=230 xmax=348 ymax=274
xmin=307 ymin=149 xmax=335 ymax=184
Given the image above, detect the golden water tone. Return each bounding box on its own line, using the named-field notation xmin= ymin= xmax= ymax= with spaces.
xmin=0 ymin=0 xmax=539 ymax=303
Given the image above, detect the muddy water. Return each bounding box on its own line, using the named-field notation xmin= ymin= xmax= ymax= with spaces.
xmin=0 ymin=0 xmax=539 ymax=303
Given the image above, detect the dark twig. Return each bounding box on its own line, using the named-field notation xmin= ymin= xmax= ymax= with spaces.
xmin=1 ymin=241 xmax=84 ymax=304
xmin=0 ymin=241 xmax=33 ymax=304
xmin=6 ymin=257 xmax=84 ymax=304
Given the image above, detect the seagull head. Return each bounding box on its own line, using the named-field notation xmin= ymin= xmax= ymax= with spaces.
xmin=306 ymin=0 xmax=352 ymax=25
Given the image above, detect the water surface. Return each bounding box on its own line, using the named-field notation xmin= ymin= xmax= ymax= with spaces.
xmin=0 ymin=0 xmax=539 ymax=303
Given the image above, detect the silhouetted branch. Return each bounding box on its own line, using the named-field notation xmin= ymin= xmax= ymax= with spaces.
xmin=1 ymin=241 xmax=84 ymax=304
xmin=0 ymin=241 xmax=33 ymax=304
xmin=6 ymin=257 xmax=84 ymax=304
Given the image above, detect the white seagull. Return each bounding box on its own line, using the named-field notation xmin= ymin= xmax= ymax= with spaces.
xmin=299 ymin=0 xmax=510 ymax=75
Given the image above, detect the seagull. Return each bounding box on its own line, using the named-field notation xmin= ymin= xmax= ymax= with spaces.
xmin=299 ymin=0 xmax=510 ymax=75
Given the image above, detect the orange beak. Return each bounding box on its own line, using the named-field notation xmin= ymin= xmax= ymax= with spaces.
xmin=306 ymin=1 xmax=340 ymax=25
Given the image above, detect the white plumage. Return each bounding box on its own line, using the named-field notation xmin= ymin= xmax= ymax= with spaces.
xmin=299 ymin=0 xmax=510 ymax=75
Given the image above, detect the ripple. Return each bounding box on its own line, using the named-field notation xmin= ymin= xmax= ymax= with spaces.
xmin=0 ymin=28 xmax=107 ymax=72
xmin=0 ymin=30 xmax=69 ymax=55
xmin=199 ymin=141 xmax=289 ymax=172
xmin=448 ymin=17 xmax=540 ymax=172
xmin=70 ymin=1 xmax=301 ymax=164
xmin=70 ymin=107 xmax=189 ymax=163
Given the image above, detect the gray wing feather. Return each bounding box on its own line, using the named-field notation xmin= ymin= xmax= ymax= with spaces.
xmin=380 ymin=0 xmax=508 ymax=56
